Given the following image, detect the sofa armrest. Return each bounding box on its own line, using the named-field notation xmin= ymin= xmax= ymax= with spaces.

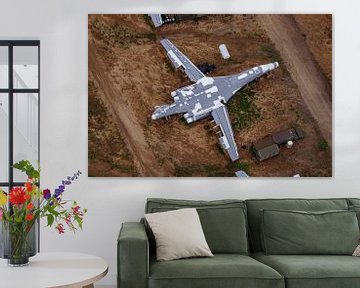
xmin=118 ymin=222 xmax=149 ymax=288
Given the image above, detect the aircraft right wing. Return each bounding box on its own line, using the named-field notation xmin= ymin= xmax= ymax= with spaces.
xmin=211 ymin=104 xmax=239 ymax=161
xmin=161 ymin=39 xmax=205 ymax=82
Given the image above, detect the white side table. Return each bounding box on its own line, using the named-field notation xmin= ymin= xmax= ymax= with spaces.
xmin=0 ymin=252 xmax=108 ymax=288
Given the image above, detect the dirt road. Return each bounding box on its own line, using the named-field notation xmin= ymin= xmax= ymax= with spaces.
xmin=258 ymin=15 xmax=332 ymax=145
xmin=89 ymin=40 xmax=171 ymax=176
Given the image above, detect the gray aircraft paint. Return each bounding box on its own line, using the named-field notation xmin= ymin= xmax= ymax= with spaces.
xmin=148 ymin=14 xmax=163 ymax=27
xmin=235 ymin=170 xmax=249 ymax=177
xmin=152 ymin=39 xmax=279 ymax=161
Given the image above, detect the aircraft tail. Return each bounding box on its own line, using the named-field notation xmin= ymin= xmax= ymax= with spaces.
xmin=260 ymin=62 xmax=279 ymax=73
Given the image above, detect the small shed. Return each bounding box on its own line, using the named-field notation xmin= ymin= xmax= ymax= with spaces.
xmin=251 ymin=126 xmax=305 ymax=162
xmin=272 ymin=126 xmax=306 ymax=145
xmin=251 ymin=136 xmax=280 ymax=162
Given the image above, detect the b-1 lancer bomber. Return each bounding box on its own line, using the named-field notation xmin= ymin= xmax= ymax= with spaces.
xmin=152 ymin=39 xmax=279 ymax=161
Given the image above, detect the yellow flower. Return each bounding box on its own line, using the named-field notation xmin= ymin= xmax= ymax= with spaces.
xmin=0 ymin=190 xmax=7 ymax=206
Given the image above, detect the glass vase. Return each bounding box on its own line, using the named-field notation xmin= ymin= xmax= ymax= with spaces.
xmin=0 ymin=220 xmax=37 ymax=266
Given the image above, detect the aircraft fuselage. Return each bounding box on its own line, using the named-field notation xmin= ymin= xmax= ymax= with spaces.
xmin=152 ymin=62 xmax=279 ymax=123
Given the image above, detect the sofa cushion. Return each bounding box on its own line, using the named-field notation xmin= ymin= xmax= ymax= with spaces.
xmin=149 ymin=254 xmax=284 ymax=288
xmin=246 ymin=198 xmax=349 ymax=252
xmin=347 ymin=198 xmax=360 ymax=207
xmin=349 ymin=205 xmax=360 ymax=227
xmin=261 ymin=209 xmax=359 ymax=255
xmin=252 ymin=252 xmax=360 ymax=288
xmin=145 ymin=208 xmax=213 ymax=261
xmin=146 ymin=198 xmax=248 ymax=254
xmin=347 ymin=199 xmax=360 ymax=228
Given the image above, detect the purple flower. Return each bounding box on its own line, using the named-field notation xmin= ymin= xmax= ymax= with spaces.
xmin=54 ymin=189 xmax=63 ymax=198
xmin=43 ymin=189 xmax=51 ymax=200
xmin=53 ymin=171 xmax=82 ymax=199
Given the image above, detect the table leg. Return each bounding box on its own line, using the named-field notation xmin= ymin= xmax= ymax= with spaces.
xmin=82 ymin=284 xmax=94 ymax=288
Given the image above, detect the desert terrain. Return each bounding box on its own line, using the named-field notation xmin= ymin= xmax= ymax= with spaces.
xmin=88 ymin=14 xmax=332 ymax=177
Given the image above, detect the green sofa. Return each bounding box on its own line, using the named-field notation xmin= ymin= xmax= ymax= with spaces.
xmin=118 ymin=198 xmax=360 ymax=288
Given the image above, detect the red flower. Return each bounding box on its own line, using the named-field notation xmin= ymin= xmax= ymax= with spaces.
xmin=72 ymin=205 xmax=80 ymax=215
xmin=24 ymin=193 xmax=31 ymax=200
xmin=26 ymin=203 xmax=34 ymax=210
xmin=56 ymin=223 xmax=65 ymax=234
xmin=9 ymin=187 xmax=26 ymax=205
xmin=65 ymin=214 xmax=71 ymax=225
xmin=25 ymin=182 xmax=33 ymax=192
xmin=26 ymin=214 xmax=33 ymax=221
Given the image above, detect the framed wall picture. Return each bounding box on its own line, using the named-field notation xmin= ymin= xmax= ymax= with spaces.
xmin=88 ymin=14 xmax=332 ymax=177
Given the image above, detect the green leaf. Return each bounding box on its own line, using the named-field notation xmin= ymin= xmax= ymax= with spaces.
xmin=47 ymin=214 xmax=54 ymax=227
xmin=46 ymin=205 xmax=60 ymax=217
xmin=12 ymin=160 xmax=40 ymax=180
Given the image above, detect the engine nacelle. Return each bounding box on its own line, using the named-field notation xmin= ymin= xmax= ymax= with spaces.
xmin=183 ymin=113 xmax=193 ymax=123
xmin=192 ymin=112 xmax=211 ymax=122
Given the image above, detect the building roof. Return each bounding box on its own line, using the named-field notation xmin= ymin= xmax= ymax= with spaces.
xmin=251 ymin=126 xmax=305 ymax=162
xmin=271 ymin=126 xmax=306 ymax=145
xmin=254 ymin=143 xmax=280 ymax=162
xmin=272 ymin=128 xmax=298 ymax=145
xmin=252 ymin=135 xmax=274 ymax=150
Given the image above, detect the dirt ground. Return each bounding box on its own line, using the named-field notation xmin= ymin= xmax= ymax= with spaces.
xmin=294 ymin=14 xmax=332 ymax=84
xmin=259 ymin=15 xmax=332 ymax=145
xmin=88 ymin=14 xmax=332 ymax=177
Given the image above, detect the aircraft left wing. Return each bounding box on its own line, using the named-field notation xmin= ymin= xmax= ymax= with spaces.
xmin=211 ymin=104 xmax=239 ymax=161
xmin=161 ymin=39 xmax=205 ymax=82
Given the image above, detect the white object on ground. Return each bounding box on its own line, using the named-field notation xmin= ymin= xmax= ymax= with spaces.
xmin=219 ymin=44 xmax=230 ymax=60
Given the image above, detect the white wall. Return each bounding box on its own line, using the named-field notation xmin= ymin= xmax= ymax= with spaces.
xmin=1 ymin=0 xmax=360 ymax=286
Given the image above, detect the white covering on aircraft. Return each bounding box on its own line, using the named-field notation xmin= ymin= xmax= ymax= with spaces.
xmin=153 ymin=38 xmax=279 ymax=162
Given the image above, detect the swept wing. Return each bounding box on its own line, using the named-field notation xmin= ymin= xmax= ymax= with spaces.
xmin=161 ymin=39 xmax=205 ymax=82
xmin=211 ymin=104 xmax=239 ymax=161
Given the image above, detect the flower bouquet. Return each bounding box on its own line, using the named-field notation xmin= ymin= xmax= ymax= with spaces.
xmin=0 ymin=160 xmax=87 ymax=266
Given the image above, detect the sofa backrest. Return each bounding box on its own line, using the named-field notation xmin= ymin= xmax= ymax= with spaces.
xmin=145 ymin=198 xmax=249 ymax=255
xmin=348 ymin=198 xmax=360 ymax=207
xmin=245 ymin=198 xmax=349 ymax=252
xmin=348 ymin=198 xmax=360 ymax=229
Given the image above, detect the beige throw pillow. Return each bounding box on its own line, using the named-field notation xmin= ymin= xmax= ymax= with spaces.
xmin=145 ymin=208 xmax=213 ymax=261
xmin=353 ymin=244 xmax=360 ymax=256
